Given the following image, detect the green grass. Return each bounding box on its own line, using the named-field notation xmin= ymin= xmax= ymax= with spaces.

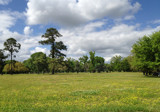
xmin=0 ymin=72 xmax=160 ymax=112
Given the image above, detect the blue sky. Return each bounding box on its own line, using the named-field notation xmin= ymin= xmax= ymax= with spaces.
xmin=0 ymin=0 xmax=160 ymax=61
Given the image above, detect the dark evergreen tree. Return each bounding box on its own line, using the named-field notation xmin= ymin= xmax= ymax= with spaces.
xmin=39 ymin=28 xmax=67 ymax=74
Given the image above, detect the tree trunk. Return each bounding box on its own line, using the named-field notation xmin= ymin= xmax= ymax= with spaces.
xmin=11 ymin=52 xmax=13 ymax=75
xmin=51 ymin=44 xmax=55 ymax=75
xmin=52 ymin=69 xmax=55 ymax=74
xmin=143 ymin=71 xmax=145 ymax=75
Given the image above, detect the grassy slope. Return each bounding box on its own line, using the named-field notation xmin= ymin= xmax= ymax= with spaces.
xmin=0 ymin=72 xmax=160 ymax=112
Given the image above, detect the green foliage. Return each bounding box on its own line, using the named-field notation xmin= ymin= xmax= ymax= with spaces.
xmin=23 ymin=52 xmax=48 ymax=74
xmin=3 ymin=38 xmax=21 ymax=54
xmin=48 ymin=57 xmax=67 ymax=73
xmin=65 ymin=58 xmax=76 ymax=72
xmin=0 ymin=49 xmax=7 ymax=74
xmin=3 ymin=38 xmax=21 ymax=74
xmin=121 ymin=57 xmax=131 ymax=72
xmin=89 ymin=51 xmax=96 ymax=72
xmin=126 ymin=55 xmax=138 ymax=72
xmin=75 ymin=60 xmax=81 ymax=73
xmin=110 ymin=55 xmax=123 ymax=72
xmin=3 ymin=62 xmax=29 ymax=74
xmin=132 ymin=31 xmax=160 ymax=75
xmin=105 ymin=63 xmax=112 ymax=72
xmin=23 ymin=58 xmax=34 ymax=72
xmin=79 ymin=55 xmax=89 ymax=72
xmin=109 ymin=55 xmax=132 ymax=72
xmin=95 ymin=56 xmax=105 ymax=73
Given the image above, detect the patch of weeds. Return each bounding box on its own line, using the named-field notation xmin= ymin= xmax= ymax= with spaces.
xmin=70 ymin=90 xmax=100 ymax=96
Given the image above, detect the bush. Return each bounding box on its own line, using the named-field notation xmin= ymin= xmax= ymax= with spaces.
xmin=3 ymin=62 xmax=29 ymax=74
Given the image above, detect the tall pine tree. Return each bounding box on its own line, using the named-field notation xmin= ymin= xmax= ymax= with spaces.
xmin=39 ymin=28 xmax=67 ymax=74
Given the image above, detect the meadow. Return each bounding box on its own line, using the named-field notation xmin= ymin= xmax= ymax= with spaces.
xmin=0 ymin=72 xmax=160 ymax=112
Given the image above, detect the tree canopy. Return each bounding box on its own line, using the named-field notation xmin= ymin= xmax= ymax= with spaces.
xmin=23 ymin=52 xmax=48 ymax=74
xmin=132 ymin=31 xmax=160 ymax=75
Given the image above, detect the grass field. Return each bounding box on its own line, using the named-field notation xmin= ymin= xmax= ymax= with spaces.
xmin=0 ymin=72 xmax=160 ymax=112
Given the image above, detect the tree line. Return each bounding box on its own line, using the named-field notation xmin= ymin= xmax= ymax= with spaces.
xmin=0 ymin=50 xmax=133 ymax=74
xmin=1 ymin=28 xmax=160 ymax=76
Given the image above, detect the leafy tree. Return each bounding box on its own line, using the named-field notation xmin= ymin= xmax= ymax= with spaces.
xmin=95 ymin=56 xmax=105 ymax=73
xmin=89 ymin=51 xmax=96 ymax=72
xmin=105 ymin=63 xmax=112 ymax=72
xmin=121 ymin=57 xmax=131 ymax=72
xmin=0 ymin=49 xmax=7 ymax=75
xmin=3 ymin=38 xmax=21 ymax=75
xmin=79 ymin=55 xmax=89 ymax=72
xmin=23 ymin=58 xmax=34 ymax=73
xmin=48 ymin=56 xmax=67 ymax=73
xmin=110 ymin=55 xmax=123 ymax=72
xmin=126 ymin=55 xmax=138 ymax=72
xmin=65 ymin=58 xmax=76 ymax=72
xmin=88 ymin=51 xmax=106 ymax=73
xmin=39 ymin=28 xmax=67 ymax=74
xmin=132 ymin=31 xmax=160 ymax=75
xmin=75 ymin=60 xmax=80 ymax=73
xmin=24 ymin=52 xmax=48 ymax=74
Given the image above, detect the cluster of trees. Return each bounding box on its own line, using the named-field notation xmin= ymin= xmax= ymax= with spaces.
xmin=0 ymin=50 xmax=134 ymax=74
xmin=23 ymin=51 xmax=107 ymax=74
xmin=109 ymin=31 xmax=160 ymax=76
xmin=1 ymin=27 xmax=160 ymax=76
xmin=110 ymin=55 xmax=131 ymax=72
xmin=0 ymin=28 xmax=67 ymax=75
xmin=3 ymin=61 xmax=29 ymax=74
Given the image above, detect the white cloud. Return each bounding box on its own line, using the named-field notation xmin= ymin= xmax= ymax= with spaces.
xmin=58 ymin=22 xmax=160 ymax=61
xmin=124 ymin=15 xmax=135 ymax=20
xmin=0 ymin=11 xmax=15 ymax=30
xmin=0 ymin=10 xmax=24 ymax=31
xmin=24 ymin=26 xmax=33 ymax=35
xmin=0 ymin=11 xmax=21 ymax=50
xmin=0 ymin=11 xmax=26 ymax=48
xmin=30 ymin=47 xmax=50 ymax=55
xmin=0 ymin=0 xmax=12 ymax=5
xmin=17 ymin=35 xmax=43 ymax=61
xmin=0 ymin=11 xmax=41 ymax=61
xmin=25 ymin=0 xmax=141 ymax=26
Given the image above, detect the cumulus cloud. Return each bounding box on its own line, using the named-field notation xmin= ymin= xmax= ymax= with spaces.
xmin=25 ymin=0 xmax=141 ymax=27
xmin=0 ymin=11 xmax=15 ymax=30
xmin=58 ymin=22 xmax=160 ymax=61
xmin=0 ymin=11 xmax=20 ymax=49
xmin=0 ymin=0 xmax=12 ymax=5
xmin=0 ymin=11 xmax=24 ymax=31
xmin=24 ymin=26 xmax=33 ymax=35
xmin=30 ymin=47 xmax=50 ymax=55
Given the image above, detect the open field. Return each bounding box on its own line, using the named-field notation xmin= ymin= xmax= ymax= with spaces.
xmin=0 ymin=72 xmax=160 ymax=112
